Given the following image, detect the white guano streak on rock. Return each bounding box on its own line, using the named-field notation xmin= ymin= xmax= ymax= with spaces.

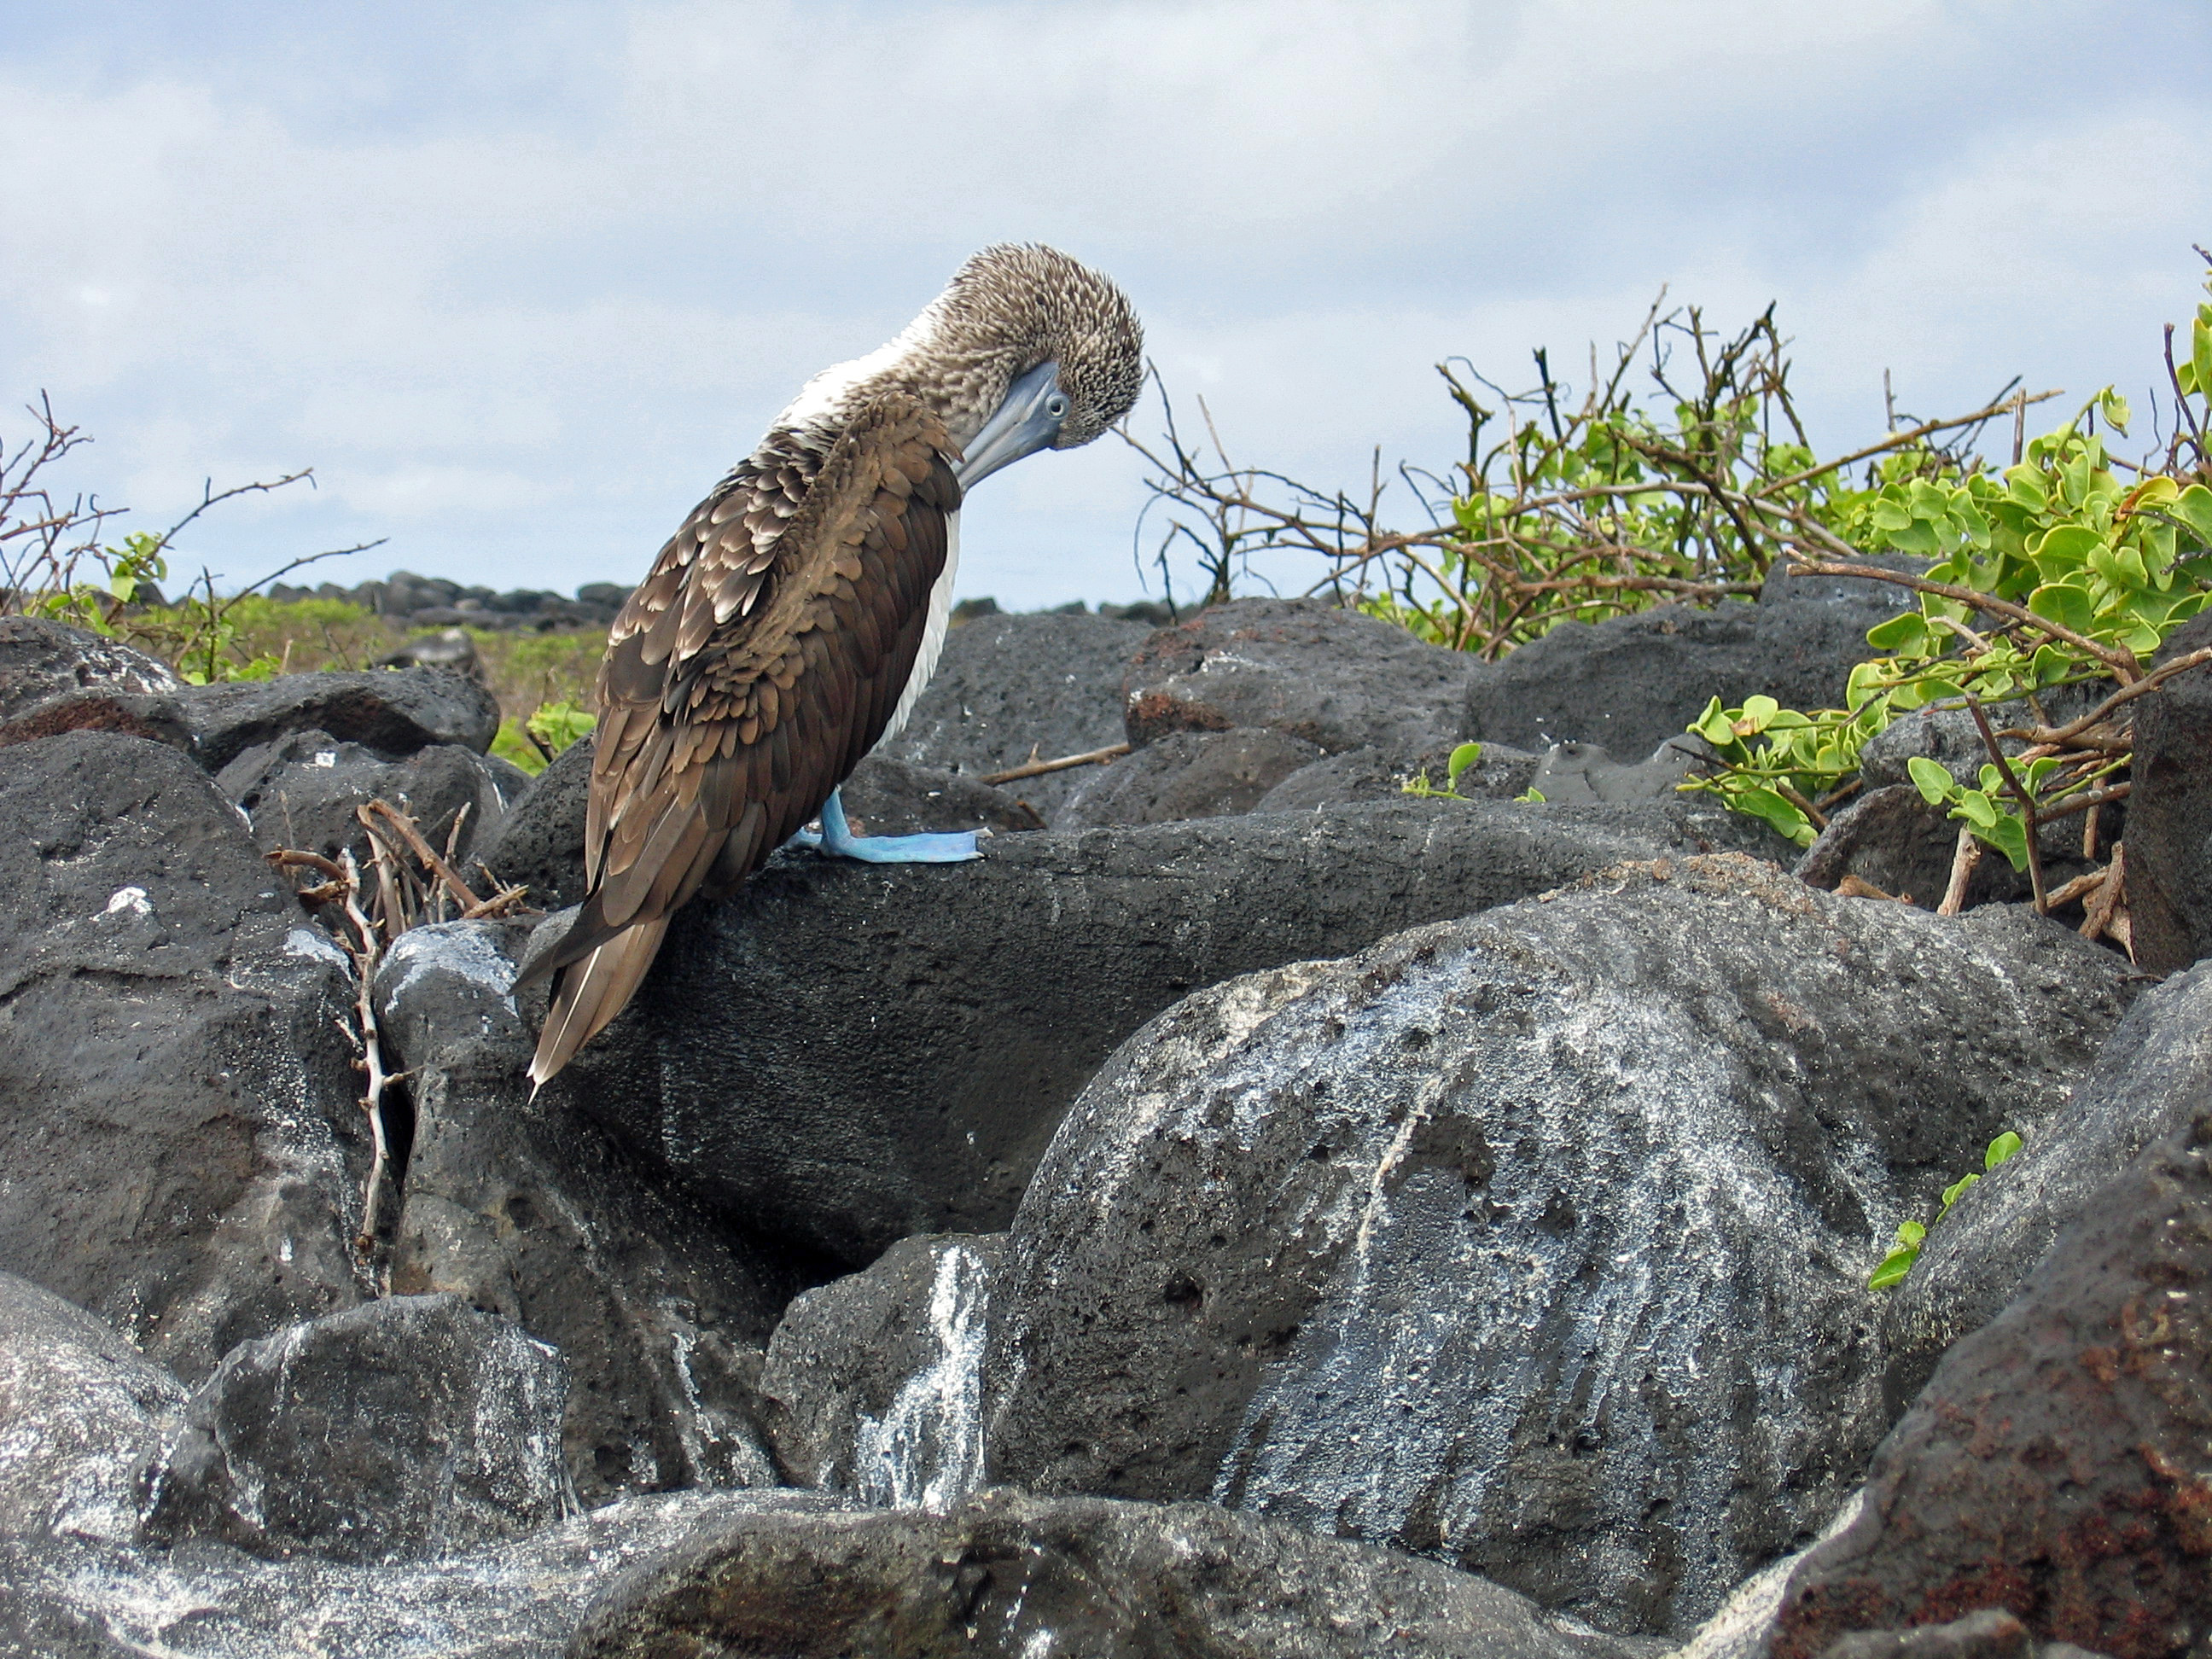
xmin=283 ymin=927 xmax=351 ymax=969
xmin=383 ymin=923 xmax=518 ymax=1014
xmin=102 ymin=886 xmax=151 ymax=917
xmin=853 ymin=1244 xmax=988 ymax=1512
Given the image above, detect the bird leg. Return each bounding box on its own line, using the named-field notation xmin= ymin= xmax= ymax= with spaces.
xmin=788 ymin=788 xmax=981 ymax=864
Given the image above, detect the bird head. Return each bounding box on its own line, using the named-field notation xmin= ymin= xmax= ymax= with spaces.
xmin=924 ymin=244 xmax=1145 ymax=488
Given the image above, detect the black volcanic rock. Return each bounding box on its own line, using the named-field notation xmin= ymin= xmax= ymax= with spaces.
xmin=0 ymin=616 xmax=181 ymax=721
xmin=981 ymin=859 xmax=2132 ymax=1635
xmin=375 ymin=920 xmax=824 ymax=1506
xmin=176 ymin=667 xmax=500 ymax=771
xmin=550 ymin=798 xmax=1728 ymax=1265
xmin=0 ymin=731 xmax=370 ymax=1383
xmin=1057 ymin=727 xmax=1325 ymax=827
xmin=145 ymin=1294 xmax=573 ymax=1563
xmin=569 ymin=1487 xmax=1650 ymax=1659
xmin=1772 ymin=1103 xmax=2212 ymax=1657
xmin=1462 ymin=570 xmax=1911 ymax=759
xmin=879 ymin=610 xmax=1152 ymax=821
xmin=1121 ymin=597 xmax=1473 ymax=758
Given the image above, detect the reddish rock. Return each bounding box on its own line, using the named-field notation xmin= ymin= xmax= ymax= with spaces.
xmin=1120 ymin=597 xmax=1473 ymax=756
xmin=1772 ymin=1109 xmax=2212 ymax=1658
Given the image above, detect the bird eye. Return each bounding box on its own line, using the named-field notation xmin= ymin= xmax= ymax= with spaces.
xmin=1045 ymin=393 xmax=1070 ymax=420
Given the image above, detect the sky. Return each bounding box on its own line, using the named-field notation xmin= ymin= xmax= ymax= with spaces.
xmin=3 ymin=1 xmax=2209 ymax=613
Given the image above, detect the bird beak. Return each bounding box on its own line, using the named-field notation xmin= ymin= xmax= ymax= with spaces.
xmin=957 ymin=359 xmax=1068 ymax=488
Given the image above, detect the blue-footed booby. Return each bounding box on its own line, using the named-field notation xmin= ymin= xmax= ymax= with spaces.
xmin=521 ymin=244 xmax=1144 ymax=1086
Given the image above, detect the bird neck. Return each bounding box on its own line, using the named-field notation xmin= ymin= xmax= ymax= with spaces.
xmin=772 ymin=308 xmax=1032 ymax=457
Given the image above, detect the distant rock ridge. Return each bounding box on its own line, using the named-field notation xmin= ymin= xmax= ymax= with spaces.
xmin=251 ymin=570 xmax=1180 ymax=635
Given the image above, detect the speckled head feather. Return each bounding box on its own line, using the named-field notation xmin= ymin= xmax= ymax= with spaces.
xmin=778 ymin=243 xmax=1144 ymax=452
xmin=923 ymin=243 xmax=1145 ymax=446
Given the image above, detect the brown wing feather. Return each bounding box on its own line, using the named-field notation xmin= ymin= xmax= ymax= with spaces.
xmin=525 ymin=395 xmax=960 ymax=1086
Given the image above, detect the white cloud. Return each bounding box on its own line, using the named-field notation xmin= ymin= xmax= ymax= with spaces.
xmin=1 ymin=1 xmax=2207 ymax=608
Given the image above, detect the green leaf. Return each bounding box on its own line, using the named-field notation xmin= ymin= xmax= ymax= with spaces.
xmin=1691 ymin=697 xmax=1738 ymax=747
xmin=1985 ymin=1130 xmax=2023 ymax=1171
xmin=1515 ymin=787 xmax=1546 ymax=804
xmin=1984 ymin=813 xmax=2030 ymax=870
xmin=1447 ymin=742 xmax=1482 ymax=790
xmin=2195 ymin=315 xmax=2212 ymax=410
xmin=1907 ymin=757 xmax=1956 ymax=806
xmin=2172 ymin=484 xmax=2212 ymax=549
xmin=1865 ymin=611 xmax=1928 ymax=653
xmin=2005 ymin=466 xmax=2049 ymax=510
xmin=1957 ymin=789 xmax=1999 ymax=830
xmin=2034 ymin=525 xmax=2102 ymax=569
xmin=1731 ymin=787 xmax=1813 ymax=846
xmin=1868 ymin=1216 xmax=1928 ymax=1290
xmin=1867 ymin=1245 xmax=1918 ymax=1290
xmin=1941 ymin=1170 xmax=1980 ymax=1210
xmin=2028 ymin=581 xmax=2095 ymax=636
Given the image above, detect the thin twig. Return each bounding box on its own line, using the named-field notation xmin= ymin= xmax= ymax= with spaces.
xmin=2081 ymin=842 xmax=2126 ymax=945
xmin=360 ymin=799 xmax=482 ymax=914
xmin=461 ymin=883 xmax=533 ymax=920
xmin=1780 ymin=554 xmax=2140 ymax=681
xmin=980 ymin=742 xmax=1132 ymax=784
xmin=2028 ymin=780 xmax=2130 ymax=824
xmin=1938 ymin=826 xmax=1982 ymax=917
xmin=2005 ymin=647 xmax=2212 ymax=746
xmin=335 ymin=852 xmax=394 ymax=1267
xmin=2042 ymin=867 xmax=2107 ymax=911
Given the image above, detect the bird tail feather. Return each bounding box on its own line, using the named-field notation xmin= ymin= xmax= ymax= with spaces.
xmin=527 ymin=919 xmax=669 ymax=1092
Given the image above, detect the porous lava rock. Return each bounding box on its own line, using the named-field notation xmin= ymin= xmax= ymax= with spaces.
xmin=981 ymin=858 xmax=2133 ymax=1635
xmin=1254 ymin=740 xmax=1540 ymax=813
xmin=1522 ymin=737 xmax=1696 ymax=805
xmin=2115 ymin=613 xmax=2212 ymax=973
xmin=0 ymin=731 xmax=369 ymax=1383
xmin=837 ymin=754 xmax=1045 ymax=838
xmin=1121 ymin=597 xmax=1474 ymax=758
xmin=879 ymin=610 xmax=1152 ymax=821
xmin=0 ymin=1271 xmax=183 ymax=1543
xmin=1057 ymin=726 xmax=1325 ymax=827
xmin=0 ymin=1488 xmax=844 ymax=1658
xmin=1770 ymin=1107 xmax=2212 ymax=1658
xmin=216 ymin=726 xmax=527 ymax=866
xmin=552 ymin=798 xmax=1726 ymax=1264
xmin=1883 ymin=958 xmax=2212 ymax=1410
xmin=1796 ymin=786 xmax=2029 ymax=911
xmin=1462 ymin=568 xmax=1911 ymax=760
xmin=0 ymin=616 xmax=181 ymax=721
xmin=473 ymin=731 xmax=596 ymax=907
xmin=175 ymin=667 xmax=500 ymax=771
xmin=759 ymin=1234 xmax=1004 ymax=1505
xmin=144 ymin=1293 xmax=573 ymax=1563
xmin=568 ymin=1487 xmax=1649 ymax=1659
xmin=376 ymin=921 xmax=824 ymax=1506
xmin=0 ymin=687 xmax=195 ymax=755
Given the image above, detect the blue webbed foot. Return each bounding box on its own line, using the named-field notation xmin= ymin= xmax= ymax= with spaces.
xmin=788 ymin=789 xmax=981 ymax=864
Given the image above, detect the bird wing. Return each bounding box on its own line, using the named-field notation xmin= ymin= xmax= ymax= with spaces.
xmin=524 ymin=393 xmax=961 ymax=1085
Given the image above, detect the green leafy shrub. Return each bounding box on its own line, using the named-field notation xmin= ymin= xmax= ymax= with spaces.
xmin=493 ymin=698 xmax=597 ymax=775
xmin=1131 ymin=298 xmax=2033 ymax=656
xmin=1685 ymin=341 xmax=2212 ymax=860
